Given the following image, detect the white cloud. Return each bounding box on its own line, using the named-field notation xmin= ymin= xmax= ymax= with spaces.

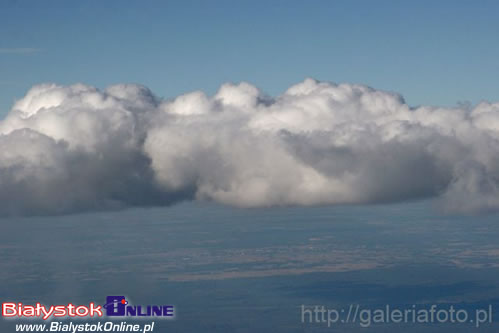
xmin=1 ymin=78 xmax=499 ymax=215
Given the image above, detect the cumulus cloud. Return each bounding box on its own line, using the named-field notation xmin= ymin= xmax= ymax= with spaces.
xmin=1 ymin=78 xmax=499 ymax=216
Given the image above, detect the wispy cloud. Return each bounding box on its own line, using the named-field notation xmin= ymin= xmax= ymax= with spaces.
xmin=0 ymin=48 xmax=40 ymax=54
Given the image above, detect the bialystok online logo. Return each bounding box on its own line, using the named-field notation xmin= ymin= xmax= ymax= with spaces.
xmin=103 ymin=296 xmax=174 ymax=318
xmin=1 ymin=296 xmax=175 ymax=320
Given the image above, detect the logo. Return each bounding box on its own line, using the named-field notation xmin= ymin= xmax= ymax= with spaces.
xmin=103 ymin=296 xmax=174 ymax=318
xmin=2 ymin=296 xmax=175 ymax=321
xmin=1 ymin=303 xmax=103 ymax=320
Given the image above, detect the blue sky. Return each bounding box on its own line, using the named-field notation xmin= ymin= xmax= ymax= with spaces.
xmin=1 ymin=0 xmax=499 ymax=117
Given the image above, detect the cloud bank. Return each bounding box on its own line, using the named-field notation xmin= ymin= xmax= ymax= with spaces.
xmin=1 ymin=79 xmax=499 ymax=216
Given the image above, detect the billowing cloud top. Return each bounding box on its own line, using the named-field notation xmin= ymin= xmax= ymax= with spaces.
xmin=1 ymin=79 xmax=499 ymax=216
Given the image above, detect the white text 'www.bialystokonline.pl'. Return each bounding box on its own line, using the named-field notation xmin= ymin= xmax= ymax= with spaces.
xmin=14 ymin=321 xmax=155 ymax=332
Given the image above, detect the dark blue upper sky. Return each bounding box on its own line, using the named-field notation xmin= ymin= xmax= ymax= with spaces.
xmin=1 ymin=0 xmax=499 ymax=116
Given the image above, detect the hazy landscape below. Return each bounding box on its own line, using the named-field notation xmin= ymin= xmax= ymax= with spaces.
xmin=2 ymin=201 xmax=499 ymax=332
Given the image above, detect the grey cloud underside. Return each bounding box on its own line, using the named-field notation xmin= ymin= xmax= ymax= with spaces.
xmin=1 ymin=79 xmax=498 ymax=216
